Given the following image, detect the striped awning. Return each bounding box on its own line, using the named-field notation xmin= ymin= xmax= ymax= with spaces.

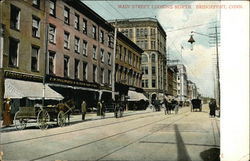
xmin=4 ymin=79 xmax=64 ymax=100
xmin=127 ymin=90 xmax=148 ymax=101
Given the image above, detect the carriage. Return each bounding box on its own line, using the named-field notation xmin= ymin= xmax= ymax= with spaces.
xmin=191 ymin=98 xmax=202 ymax=112
xmin=13 ymin=100 xmax=75 ymax=130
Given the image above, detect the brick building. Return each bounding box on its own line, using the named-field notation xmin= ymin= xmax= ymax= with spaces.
xmin=0 ymin=0 xmax=63 ymax=117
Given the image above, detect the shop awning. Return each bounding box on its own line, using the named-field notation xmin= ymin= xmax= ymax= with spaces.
xmin=4 ymin=79 xmax=64 ymax=100
xmin=127 ymin=90 xmax=148 ymax=101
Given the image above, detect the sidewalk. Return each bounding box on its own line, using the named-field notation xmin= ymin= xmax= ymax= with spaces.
xmin=0 ymin=108 xmax=153 ymax=132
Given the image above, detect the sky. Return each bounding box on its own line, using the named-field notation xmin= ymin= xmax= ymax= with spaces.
xmin=83 ymin=1 xmax=221 ymax=97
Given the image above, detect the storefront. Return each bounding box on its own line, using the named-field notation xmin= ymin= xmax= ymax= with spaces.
xmin=3 ymin=71 xmax=64 ymax=114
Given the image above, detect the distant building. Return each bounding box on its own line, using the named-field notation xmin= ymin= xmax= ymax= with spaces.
xmin=110 ymin=18 xmax=167 ymax=103
xmin=187 ymin=80 xmax=198 ymax=100
xmin=167 ymin=65 xmax=178 ymax=97
xmin=176 ymin=64 xmax=188 ymax=102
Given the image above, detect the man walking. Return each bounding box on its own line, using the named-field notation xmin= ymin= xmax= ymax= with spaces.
xmin=81 ymin=100 xmax=87 ymax=121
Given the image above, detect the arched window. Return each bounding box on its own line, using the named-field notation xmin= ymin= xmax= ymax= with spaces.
xmin=151 ymin=54 xmax=156 ymax=63
xmin=141 ymin=54 xmax=148 ymax=63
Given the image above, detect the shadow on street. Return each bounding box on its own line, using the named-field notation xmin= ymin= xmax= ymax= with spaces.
xmin=174 ymin=124 xmax=192 ymax=161
xmin=200 ymin=148 xmax=220 ymax=161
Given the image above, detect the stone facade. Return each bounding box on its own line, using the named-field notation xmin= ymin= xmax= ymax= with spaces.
xmin=110 ymin=18 xmax=167 ymax=103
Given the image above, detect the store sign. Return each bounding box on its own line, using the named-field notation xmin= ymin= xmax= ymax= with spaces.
xmin=4 ymin=71 xmax=43 ymax=82
xmin=46 ymin=75 xmax=100 ymax=89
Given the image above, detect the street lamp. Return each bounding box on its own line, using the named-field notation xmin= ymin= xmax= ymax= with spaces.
xmin=188 ymin=27 xmax=220 ymax=114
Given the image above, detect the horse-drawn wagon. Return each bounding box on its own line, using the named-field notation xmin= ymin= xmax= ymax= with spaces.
xmin=191 ymin=98 xmax=202 ymax=112
xmin=14 ymin=100 xmax=75 ymax=130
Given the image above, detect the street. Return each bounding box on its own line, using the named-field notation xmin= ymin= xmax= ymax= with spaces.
xmin=0 ymin=105 xmax=220 ymax=161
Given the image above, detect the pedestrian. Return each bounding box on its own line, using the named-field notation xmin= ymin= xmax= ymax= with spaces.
xmin=81 ymin=100 xmax=87 ymax=120
xmin=101 ymin=100 xmax=105 ymax=118
xmin=209 ymin=99 xmax=216 ymax=117
xmin=3 ymin=97 xmax=13 ymax=127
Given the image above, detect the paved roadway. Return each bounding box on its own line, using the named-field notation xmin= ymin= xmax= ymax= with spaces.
xmin=0 ymin=105 xmax=220 ymax=161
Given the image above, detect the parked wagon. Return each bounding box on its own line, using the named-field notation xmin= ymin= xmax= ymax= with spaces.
xmin=14 ymin=100 xmax=75 ymax=130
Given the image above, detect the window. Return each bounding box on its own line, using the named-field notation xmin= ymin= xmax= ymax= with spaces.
xmin=141 ymin=54 xmax=148 ymax=63
xmin=151 ymin=28 xmax=155 ymax=37
xmin=144 ymin=28 xmax=148 ymax=37
xmin=64 ymin=31 xmax=70 ymax=49
xmin=64 ymin=56 xmax=69 ymax=77
xmin=31 ymin=45 xmax=39 ymax=71
xmin=152 ymin=66 xmax=156 ymax=75
xmin=74 ymin=13 xmax=80 ymax=30
xmin=151 ymin=41 xmax=156 ymax=49
xmin=92 ymin=25 xmax=96 ymax=40
xmin=74 ymin=37 xmax=80 ymax=53
xmin=93 ymin=65 xmax=97 ymax=82
xmin=152 ymin=79 xmax=156 ymax=88
xmin=49 ymin=24 xmax=56 ymax=43
xmin=145 ymin=40 xmax=148 ymax=49
xmin=32 ymin=16 xmax=40 ymax=38
xmin=82 ymin=62 xmax=87 ymax=80
xmin=100 ymin=30 xmax=104 ymax=43
xmin=83 ymin=19 xmax=87 ymax=34
xmin=108 ymin=52 xmax=111 ymax=65
xmin=140 ymin=28 xmax=143 ymax=37
xmin=10 ymin=5 xmax=20 ymax=30
xmin=142 ymin=80 xmax=148 ymax=88
xmin=128 ymin=50 xmax=132 ymax=65
xmin=92 ymin=45 xmax=97 ymax=59
xmin=108 ymin=70 xmax=111 ymax=85
xmin=101 ymin=68 xmax=104 ymax=84
xmin=74 ymin=59 xmax=79 ymax=79
xmin=32 ymin=0 xmax=40 ymax=9
xmin=123 ymin=47 xmax=127 ymax=62
xmin=83 ymin=40 xmax=87 ymax=56
xmin=129 ymin=29 xmax=133 ymax=38
xmin=100 ymin=49 xmax=104 ymax=62
xmin=119 ymin=45 xmax=122 ymax=60
xmin=142 ymin=66 xmax=148 ymax=75
xmin=49 ymin=0 xmax=56 ymax=16
xmin=49 ymin=51 xmax=55 ymax=75
xmin=108 ymin=35 xmax=113 ymax=48
xmin=136 ymin=28 xmax=139 ymax=37
xmin=64 ymin=7 xmax=70 ymax=25
xmin=151 ymin=54 xmax=156 ymax=63
xmin=8 ymin=37 xmax=19 ymax=67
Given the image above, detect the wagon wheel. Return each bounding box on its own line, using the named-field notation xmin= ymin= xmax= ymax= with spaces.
xmin=57 ymin=111 xmax=66 ymax=127
xmin=37 ymin=109 xmax=50 ymax=130
xmin=14 ymin=111 xmax=27 ymax=130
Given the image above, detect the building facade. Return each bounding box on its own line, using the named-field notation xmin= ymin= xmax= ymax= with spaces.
xmin=176 ymin=64 xmax=188 ymax=102
xmin=167 ymin=66 xmax=178 ymax=97
xmin=187 ymin=80 xmax=198 ymax=100
xmin=110 ymin=18 xmax=167 ymax=103
xmin=45 ymin=0 xmax=115 ymax=109
xmin=0 ymin=0 xmax=64 ymax=117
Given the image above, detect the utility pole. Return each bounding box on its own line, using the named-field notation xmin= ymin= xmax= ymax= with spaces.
xmin=112 ymin=20 xmax=117 ymax=100
xmin=215 ymin=26 xmax=220 ymax=110
xmin=42 ymin=2 xmax=49 ymax=106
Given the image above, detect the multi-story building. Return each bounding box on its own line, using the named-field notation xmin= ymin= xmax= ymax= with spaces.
xmin=110 ymin=18 xmax=167 ymax=103
xmin=187 ymin=80 xmax=198 ymax=100
xmin=45 ymin=0 xmax=115 ymax=109
xmin=167 ymin=66 xmax=178 ymax=97
xmin=176 ymin=64 xmax=188 ymax=102
xmin=115 ymin=32 xmax=147 ymax=109
xmin=0 ymin=0 xmax=63 ymax=117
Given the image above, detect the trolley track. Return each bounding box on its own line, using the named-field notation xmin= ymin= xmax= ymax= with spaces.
xmin=29 ymin=110 xmax=191 ymax=161
xmin=1 ymin=111 xmax=168 ymax=145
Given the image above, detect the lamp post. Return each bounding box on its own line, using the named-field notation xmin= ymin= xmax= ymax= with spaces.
xmin=188 ymin=26 xmax=220 ymax=111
